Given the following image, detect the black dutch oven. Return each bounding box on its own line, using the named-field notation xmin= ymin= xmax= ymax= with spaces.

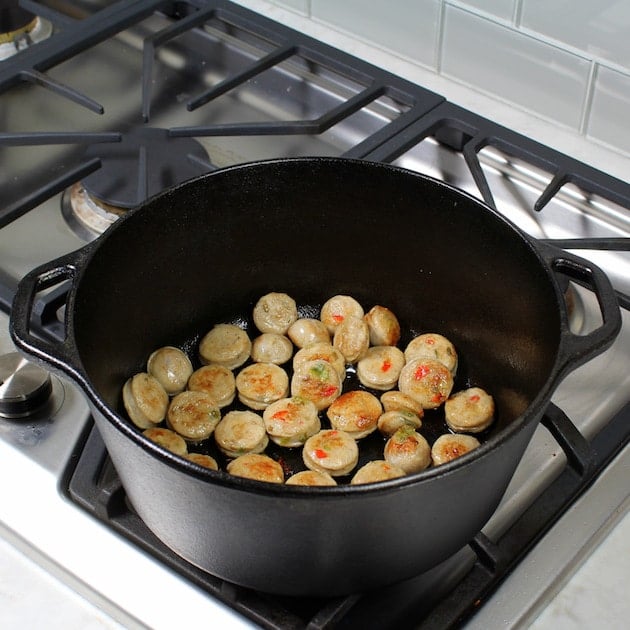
xmin=10 ymin=158 xmax=621 ymax=596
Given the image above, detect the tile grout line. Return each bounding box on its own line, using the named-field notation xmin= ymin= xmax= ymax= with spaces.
xmin=579 ymin=61 xmax=598 ymax=137
xmin=435 ymin=0 xmax=447 ymax=75
xmin=513 ymin=0 xmax=524 ymax=27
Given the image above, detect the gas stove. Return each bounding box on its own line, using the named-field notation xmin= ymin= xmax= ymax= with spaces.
xmin=0 ymin=1 xmax=628 ymax=628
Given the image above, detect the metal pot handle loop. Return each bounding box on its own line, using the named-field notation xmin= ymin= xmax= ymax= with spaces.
xmin=543 ymin=244 xmax=622 ymax=377
xmin=10 ymin=247 xmax=92 ymax=390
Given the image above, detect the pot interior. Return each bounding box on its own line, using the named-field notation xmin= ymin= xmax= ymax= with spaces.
xmin=72 ymin=158 xmax=561 ymax=449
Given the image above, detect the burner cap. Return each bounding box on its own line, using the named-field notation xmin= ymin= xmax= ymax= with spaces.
xmin=61 ymin=182 xmax=126 ymax=241
xmin=0 ymin=15 xmax=52 ymax=60
xmin=0 ymin=5 xmax=35 ymax=35
xmin=81 ymin=127 xmax=209 ymax=209
xmin=0 ymin=352 xmax=52 ymax=419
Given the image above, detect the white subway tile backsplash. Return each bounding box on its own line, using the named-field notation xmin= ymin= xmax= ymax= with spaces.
xmin=441 ymin=6 xmax=591 ymax=129
xmin=311 ymin=0 xmax=441 ymax=67
xmin=235 ymin=0 xmax=630 ymax=161
xmin=454 ymin=0 xmax=516 ymax=22
xmin=520 ymin=0 xmax=630 ymax=69
xmin=588 ymin=65 xmax=630 ymax=154
xmin=270 ymin=0 xmax=308 ymax=14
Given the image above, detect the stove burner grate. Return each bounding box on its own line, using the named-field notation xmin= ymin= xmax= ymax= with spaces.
xmin=64 ymin=401 xmax=630 ymax=629
xmin=58 ymin=127 xmax=212 ymax=238
xmin=79 ymin=126 xmax=212 ymax=210
xmin=0 ymin=0 xmax=443 ymax=233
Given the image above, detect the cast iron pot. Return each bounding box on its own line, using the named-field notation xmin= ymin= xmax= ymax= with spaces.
xmin=10 ymin=158 xmax=621 ymax=596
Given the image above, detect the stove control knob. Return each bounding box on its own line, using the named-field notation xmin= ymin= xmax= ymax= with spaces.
xmin=0 ymin=352 xmax=53 ymax=419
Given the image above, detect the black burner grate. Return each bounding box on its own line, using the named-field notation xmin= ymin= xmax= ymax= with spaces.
xmin=63 ymin=402 xmax=630 ymax=629
xmin=362 ymin=100 xmax=630 ymax=308
xmin=0 ymin=0 xmax=443 ymax=225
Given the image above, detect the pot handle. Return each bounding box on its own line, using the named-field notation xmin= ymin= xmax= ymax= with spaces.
xmin=540 ymin=242 xmax=622 ymax=377
xmin=10 ymin=247 xmax=92 ymax=390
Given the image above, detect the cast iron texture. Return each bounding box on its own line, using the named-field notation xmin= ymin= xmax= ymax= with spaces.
xmin=10 ymin=158 xmax=621 ymax=596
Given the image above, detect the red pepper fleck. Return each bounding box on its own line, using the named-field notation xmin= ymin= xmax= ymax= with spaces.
xmin=381 ymin=359 xmax=392 ymax=372
xmin=425 ymin=337 xmax=435 ymax=345
xmin=332 ymin=314 xmax=344 ymax=323
xmin=414 ymin=364 xmax=430 ymax=379
xmin=321 ymin=385 xmax=338 ymax=397
xmin=272 ymin=409 xmax=290 ymax=420
xmin=431 ymin=393 xmax=445 ymax=403
xmin=314 ymin=448 xmax=328 ymax=459
xmin=470 ymin=394 xmax=480 ymax=402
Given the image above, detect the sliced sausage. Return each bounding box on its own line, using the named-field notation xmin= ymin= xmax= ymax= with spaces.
xmin=186 ymin=452 xmax=219 ymax=470
xmin=187 ymin=364 xmax=236 ymax=408
xmin=285 ymin=470 xmax=338 ymax=486
xmin=364 ymin=305 xmax=401 ymax=346
xmin=332 ymin=315 xmax=369 ymax=363
xmin=326 ymin=390 xmax=382 ymax=440
xmin=287 ymin=317 xmax=330 ymax=348
xmin=404 ymin=333 xmax=458 ymax=375
xmin=250 ymin=333 xmax=294 ymax=365
xmin=350 ymin=460 xmax=406 ymax=485
xmin=235 ymin=362 xmax=289 ymax=410
xmin=147 ymin=346 xmax=193 ymax=396
xmin=377 ymin=409 xmax=422 ymax=436
xmin=431 ymin=433 xmax=481 ymax=466
xmin=290 ymin=359 xmax=342 ymax=411
xmin=356 ymin=345 xmax=405 ymax=390
xmin=252 ymin=292 xmax=298 ymax=335
xmin=302 ymin=429 xmax=359 ymax=477
xmin=262 ymin=396 xmax=321 ymax=447
xmin=320 ymin=295 xmax=364 ymax=334
xmin=166 ymin=390 xmax=221 ymax=442
xmin=226 ymin=453 xmax=284 ymax=483
xmin=143 ymin=427 xmax=188 ymax=457
xmin=123 ymin=372 xmax=169 ymax=429
xmin=292 ymin=342 xmax=346 ymax=381
xmin=380 ymin=390 xmax=425 ymax=417
xmin=199 ymin=323 xmax=251 ymax=370
xmin=214 ymin=409 xmax=269 ymax=458
xmin=398 ymin=358 xmax=454 ymax=409
xmin=444 ymin=387 xmax=495 ymax=433
xmin=384 ymin=426 xmax=431 ymax=473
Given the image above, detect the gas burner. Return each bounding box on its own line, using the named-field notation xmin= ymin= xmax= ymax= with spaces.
xmin=81 ymin=126 xmax=210 ymax=210
xmin=61 ymin=183 xmax=127 ymax=241
xmin=61 ymin=127 xmax=210 ymax=240
xmin=0 ymin=14 xmax=52 ymax=61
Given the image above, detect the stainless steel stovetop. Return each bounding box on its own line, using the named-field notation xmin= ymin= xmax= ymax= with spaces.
xmin=0 ymin=1 xmax=628 ymax=628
